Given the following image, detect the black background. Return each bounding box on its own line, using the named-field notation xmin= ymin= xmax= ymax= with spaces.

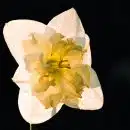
xmin=0 ymin=0 xmax=130 ymax=130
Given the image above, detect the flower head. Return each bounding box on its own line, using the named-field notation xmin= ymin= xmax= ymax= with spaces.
xmin=22 ymin=32 xmax=91 ymax=109
xmin=3 ymin=8 xmax=103 ymax=124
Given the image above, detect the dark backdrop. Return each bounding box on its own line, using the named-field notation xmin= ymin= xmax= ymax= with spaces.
xmin=0 ymin=0 xmax=130 ymax=130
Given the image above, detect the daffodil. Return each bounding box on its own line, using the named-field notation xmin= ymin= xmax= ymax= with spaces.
xmin=3 ymin=8 xmax=103 ymax=124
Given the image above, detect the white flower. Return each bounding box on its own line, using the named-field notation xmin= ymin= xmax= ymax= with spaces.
xmin=3 ymin=8 xmax=103 ymax=124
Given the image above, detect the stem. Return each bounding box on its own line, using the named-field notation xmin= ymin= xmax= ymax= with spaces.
xmin=29 ymin=87 xmax=32 ymax=130
xmin=30 ymin=123 xmax=32 ymax=130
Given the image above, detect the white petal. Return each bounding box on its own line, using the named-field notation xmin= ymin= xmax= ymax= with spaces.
xmin=12 ymin=66 xmax=30 ymax=90
xmin=65 ymin=86 xmax=103 ymax=110
xmin=66 ymin=69 xmax=103 ymax=110
xmin=78 ymin=87 xmax=103 ymax=110
xmin=78 ymin=69 xmax=104 ymax=110
xmin=90 ymin=68 xmax=101 ymax=88
xmin=82 ymin=34 xmax=91 ymax=66
xmin=48 ymin=8 xmax=91 ymax=65
xmin=3 ymin=20 xmax=46 ymax=65
xmin=75 ymin=37 xmax=86 ymax=47
xmin=48 ymin=8 xmax=85 ymax=38
xmin=13 ymin=67 xmax=63 ymax=124
xmin=18 ymin=85 xmax=63 ymax=124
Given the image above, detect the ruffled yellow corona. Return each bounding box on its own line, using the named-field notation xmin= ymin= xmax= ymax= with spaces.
xmin=22 ymin=32 xmax=91 ymax=109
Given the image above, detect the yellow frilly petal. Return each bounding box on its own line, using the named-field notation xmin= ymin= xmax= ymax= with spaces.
xmin=32 ymin=33 xmax=52 ymax=62
xmin=63 ymin=49 xmax=83 ymax=68
xmin=30 ymin=74 xmax=50 ymax=93
xmin=61 ymin=68 xmax=84 ymax=95
xmin=72 ymin=64 xmax=91 ymax=88
xmin=34 ymin=86 xmax=62 ymax=109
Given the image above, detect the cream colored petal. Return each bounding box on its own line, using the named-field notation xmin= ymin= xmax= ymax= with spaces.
xmin=66 ymin=87 xmax=103 ymax=110
xmin=82 ymin=34 xmax=91 ymax=66
xmin=78 ymin=87 xmax=103 ymax=110
xmin=78 ymin=69 xmax=103 ymax=110
xmin=18 ymin=85 xmax=63 ymax=124
xmin=74 ymin=37 xmax=86 ymax=47
xmin=90 ymin=68 xmax=101 ymax=88
xmin=66 ymin=69 xmax=103 ymax=110
xmin=13 ymin=67 xmax=63 ymax=124
xmin=48 ymin=8 xmax=91 ymax=65
xmin=12 ymin=66 xmax=30 ymax=91
xmin=48 ymin=8 xmax=85 ymax=38
xmin=43 ymin=25 xmax=56 ymax=38
xmin=3 ymin=20 xmax=46 ymax=65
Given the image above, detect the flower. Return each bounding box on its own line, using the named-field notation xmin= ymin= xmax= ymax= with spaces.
xmin=3 ymin=8 xmax=103 ymax=124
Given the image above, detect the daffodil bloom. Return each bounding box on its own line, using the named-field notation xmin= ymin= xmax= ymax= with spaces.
xmin=3 ymin=8 xmax=103 ymax=124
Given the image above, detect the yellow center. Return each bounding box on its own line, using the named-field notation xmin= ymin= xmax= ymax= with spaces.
xmin=22 ymin=32 xmax=90 ymax=109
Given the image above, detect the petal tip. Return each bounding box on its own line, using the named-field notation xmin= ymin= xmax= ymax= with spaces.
xmin=94 ymin=96 xmax=104 ymax=110
xmin=67 ymin=7 xmax=77 ymax=14
xmin=3 ymin=22 xmax=9 ymax=37
xmin=3 ymin=20 xmax=22 ymax=40
xmin=90 ymin=90 xmax=104 ymax=110
xmin=18 ymin=90 xmax=63 ymax=124
xmin=85 ymin=33 xmax=90 ymax=42
xmin=3 ymin=20 xmax=21 ymax=32
xmin=78 ymin=87 xmax=104 ymax=110
xmin=48 ymin=7 xmax=84 ymax=37
xmin=65 ymin=7 xmax=79 ymax=19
